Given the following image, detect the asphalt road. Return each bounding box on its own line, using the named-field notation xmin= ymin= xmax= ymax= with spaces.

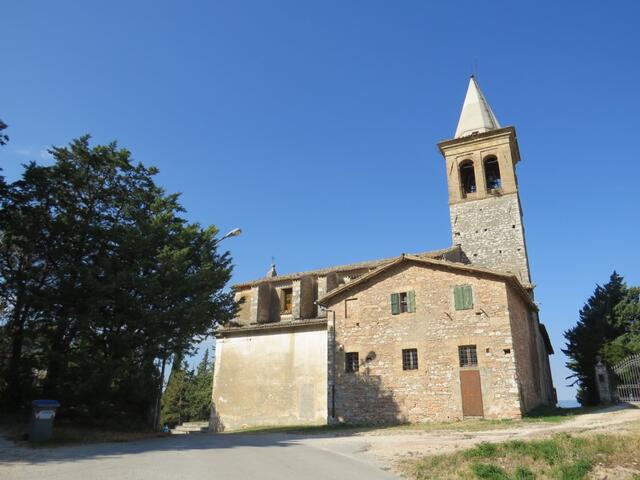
xmin=0 ymin=432 xmax=399 ymax=480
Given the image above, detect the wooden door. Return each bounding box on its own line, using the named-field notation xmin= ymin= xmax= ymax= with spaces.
xmin=460 ymin=370 xmax=484 ymax=417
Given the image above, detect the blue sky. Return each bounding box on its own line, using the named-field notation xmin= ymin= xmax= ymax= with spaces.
xmin=2 ymin=1 xmax=639 ymax=402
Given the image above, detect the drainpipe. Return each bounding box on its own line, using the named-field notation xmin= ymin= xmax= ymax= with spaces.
xmin=328 ymin=309 xmax=336 ymax=420
xmin=317 ymin=303 xmax=337 ymax=421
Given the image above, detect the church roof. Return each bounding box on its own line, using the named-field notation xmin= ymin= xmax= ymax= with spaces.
xmin=232 ymin=245 xmax=462 ymax=288
xmin=316 ymin=253 xmax=537 ymax=310
xmin=454 ymin=76 xmax=501 ymax=138
xmin=539 ymin=323 xmax=554 ymax=354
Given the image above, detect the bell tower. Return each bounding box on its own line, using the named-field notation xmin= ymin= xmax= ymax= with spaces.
xmin=438 ymin=77 xmax=532 ymax=286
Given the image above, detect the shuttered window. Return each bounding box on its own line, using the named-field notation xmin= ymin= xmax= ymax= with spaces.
xmin=454 ymin=285 xmax=473 ymax=310
xmin=391 ymin=293 xmax=400 ymax=315
xmin=407 ymin=291 xmax=416 ymax=313
xmin=391 ymin=291 xmax=416 ymax=315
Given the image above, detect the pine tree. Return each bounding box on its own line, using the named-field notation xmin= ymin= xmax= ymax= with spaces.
xmin=563 ymin=272 xmax=626 ymax=405
xmin=602 ymin=286 xmax=640 ymax=365
xmin=160 ymin=361 xmax=193 ymax=427
xmin=188 ymin=349 xmax=214 ymax=421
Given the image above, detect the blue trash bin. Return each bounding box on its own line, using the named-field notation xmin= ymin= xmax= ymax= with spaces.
xmin=29 ymin=400 xmax=60 ymax=442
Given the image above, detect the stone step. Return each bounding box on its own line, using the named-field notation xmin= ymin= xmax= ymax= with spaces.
xmin=181 ymin=421 xmax=209 ymax=428
xmin=171 ymin=424 xmax=209 ymax=435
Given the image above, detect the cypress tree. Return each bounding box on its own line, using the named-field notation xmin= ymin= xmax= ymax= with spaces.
xmin=563 ymin=272 xmax=626 ymax=405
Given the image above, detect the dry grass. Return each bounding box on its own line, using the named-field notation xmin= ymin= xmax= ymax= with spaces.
xmin=231 ymin=407 xmax=600 ymax=436
xmin=0 ymin=415 xmax=168 ymax=448
xmin=25 ymin=426 xmax=169 ymax=447
xmin=401 ymin=431 xmax=640 ymax=480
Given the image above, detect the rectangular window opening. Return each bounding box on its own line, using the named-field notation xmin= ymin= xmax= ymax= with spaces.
xmin=402 ymin=348 xmax=418 ymax=370
xmin=345 ymin=352 xmax=359 ymax=373
xmin=458 ymin=345 xmax=478 ymax=368
xmin=399 ymin=292 xmax=408 ymax=313
xmin=391 ymin=291 xmax=416 ymax=315
xmin=281 ymin=288 xmax=293 ymax=314
xmin=345 ymin=298 xmax=357 ymax=318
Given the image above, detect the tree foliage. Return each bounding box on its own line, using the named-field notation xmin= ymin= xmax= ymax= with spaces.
xmin=160 ymin=362 xmax=193 ymax=427
xmin=160 ymin=349 xmax=214 ymax=427
xmin=563 ymin=272 xmax=639 ymax=405
xmin=0 ymin=136 xmax=236 ymax=425
xmin=601 ymin=287 xmax=640 ymax=365
xmin=189 ymin=349 xmax=215 ymax=421
xmin=0 ymin=119 xmax=8 ymax=146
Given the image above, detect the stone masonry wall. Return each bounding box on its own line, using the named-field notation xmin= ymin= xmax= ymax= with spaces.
xmin=234 ymin=289 xmax=252 ymax=325
xmin=450 ymin=193 xmax=531 ymax=284
xmin=506 ymin=288 xmax=537 ymax=412
xmin=506 ymin=286 xmax=554 ymax=412
xmin=536 ymin=329 xmax=555 ymax=404
xmin=325 ymin=262 xmax=523 ymax=424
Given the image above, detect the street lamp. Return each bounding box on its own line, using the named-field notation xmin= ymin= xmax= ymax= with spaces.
xmin=218 ymin=228 xmax=242 ymax=243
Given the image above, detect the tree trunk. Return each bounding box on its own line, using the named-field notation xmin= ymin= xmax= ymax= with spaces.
xmin=4 ymin=301 xmax=26 ymax=408
xmin=153 ymin=354 xmax=167 ymax=431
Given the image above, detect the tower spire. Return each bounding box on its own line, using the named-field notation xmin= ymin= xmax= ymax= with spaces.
xmin=454 ymin=76 xmax=500 ymax=139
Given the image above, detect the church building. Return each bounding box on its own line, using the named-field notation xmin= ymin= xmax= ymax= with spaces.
xmin=210 ymin=77 xmax=555 ymax=431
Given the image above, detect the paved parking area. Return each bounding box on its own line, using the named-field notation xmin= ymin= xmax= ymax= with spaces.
xmin=0 ymin=431 xmax=398 ymax=480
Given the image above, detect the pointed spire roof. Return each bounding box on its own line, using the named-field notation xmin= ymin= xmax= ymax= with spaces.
xmin=454 ymin=76 xmax=501 ymax=139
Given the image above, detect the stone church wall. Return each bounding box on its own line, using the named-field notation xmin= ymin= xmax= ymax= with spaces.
xmin=450 ymin=193 xmax=531 ymax=284
xmin=506 ymin=286 xmax=554 ymax=412
xmin=325 ymin=262 xmax=523 ymax=424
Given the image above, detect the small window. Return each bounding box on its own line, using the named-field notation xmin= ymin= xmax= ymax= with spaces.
xmin=459 ymin=160 xmax=477 ymax=197
xmin=459 ymin=345 xmax=478 ymax=368
xmin=345 ymin=352 xmax=359 ymax=373
xmin=402 ymin=348 xmax=418 ymax=370
xmin=484 ymin=156 xmax=501 ymax=191
xmin=390 ymin=291 xmax=416 ymax=315
xmin=281 ymin=288 xmax=293 ymax=314
xmin=345 ymin=298 xmax=357 ymax=318
xmin=453 ymin=285 xmax=473 ymax=310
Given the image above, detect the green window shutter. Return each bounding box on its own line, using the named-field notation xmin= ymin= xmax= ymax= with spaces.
xmin=390 ymin=293 xmax=400 ymax=315
xmin=463 ymin=285 xmax=473 ymax=309
xmin=407 ymin=291 xmax=416 ymax=313
xmin=454 ymin=285 xmax=473 ymax=310
xmin=454 ymin=286 xmax=463 ymax=310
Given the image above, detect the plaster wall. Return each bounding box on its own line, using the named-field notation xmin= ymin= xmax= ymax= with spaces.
xmin=211 ymin=326 xmax=327 ymax=431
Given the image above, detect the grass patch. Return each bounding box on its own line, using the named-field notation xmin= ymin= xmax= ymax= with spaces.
xmin=464 ymin=442 xmax=499 ymax=459
xmin=521 ymin=405 xmax=601 ymax=424
xmin=26 ymin=425 xmax=169 ymax=447
xmin=0 ymin=415 xmax=168 ymax=448
xmin=472 ymin=463 xmax=510 ymax=479
xmin=228 ymin=422 xmax=359 ymax=435
xmin=228 ymin=407 xmax=600 ymax=436
xmin=402 ymin=432 xmax=640 ymax=480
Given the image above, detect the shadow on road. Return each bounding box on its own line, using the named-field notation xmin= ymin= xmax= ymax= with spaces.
xmin=0 ymin=370 xmax=402 ymax=466
xmin=0 ymin=431 xmax=336 ymax=465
